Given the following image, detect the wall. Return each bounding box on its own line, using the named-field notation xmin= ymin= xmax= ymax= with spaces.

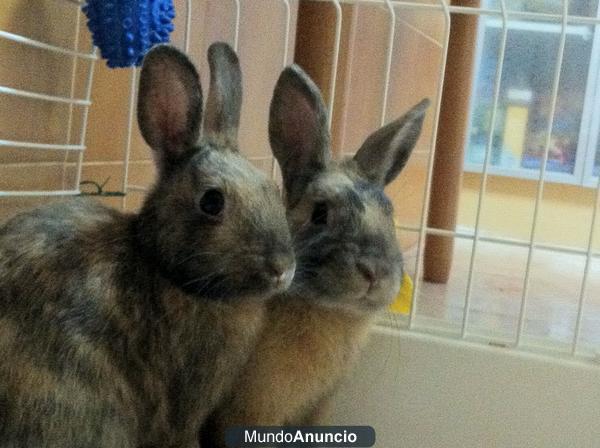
xmin=331 ymin=327 xmax=600 ymax=448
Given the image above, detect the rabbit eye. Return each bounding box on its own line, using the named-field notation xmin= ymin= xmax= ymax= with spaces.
xmin=199 ymin=189 xmax=225 ymax=216
xmin=311 ymin=202 xmax=328 ymax=226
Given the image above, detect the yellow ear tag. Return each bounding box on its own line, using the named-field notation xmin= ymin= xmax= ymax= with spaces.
xmin=389 ymin=272 xmax=413 ymax=315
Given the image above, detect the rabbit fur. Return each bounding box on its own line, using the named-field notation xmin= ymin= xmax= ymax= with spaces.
xmin=0 ymin=43 xmax=294 ymax=448
xmin=202 ymin=64 xmax=429 ymax=445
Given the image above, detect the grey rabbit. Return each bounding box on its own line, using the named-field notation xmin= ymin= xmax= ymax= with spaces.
xmin=0 ymin=43 xmax=295 ymax=448
xmin=202 ymin=64 xmax=428 ymax=445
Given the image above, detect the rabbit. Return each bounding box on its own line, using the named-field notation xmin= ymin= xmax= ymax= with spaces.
xmin=201 ymin=64 xmax=429 ymax=446
xmin=0 ymin=43 xmax=295 ymax=448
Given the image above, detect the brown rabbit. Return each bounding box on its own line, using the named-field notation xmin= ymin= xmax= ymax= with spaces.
xmin=0 ymin=43 xmax=294 ymax=448
xmin=202 ymin=65 xmax=428 ymax=445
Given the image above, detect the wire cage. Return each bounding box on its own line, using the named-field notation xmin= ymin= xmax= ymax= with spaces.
xmin=0 ymin=0 xmax=96 ymax=199
xmin=1 ymin=0 xmax=600 ymax=364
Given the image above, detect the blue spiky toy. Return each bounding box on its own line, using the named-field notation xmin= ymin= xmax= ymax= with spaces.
xmin=83 ymin=0 xmax=176 ymax=68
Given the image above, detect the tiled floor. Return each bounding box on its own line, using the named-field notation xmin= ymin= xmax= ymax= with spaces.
xmin=403 ymin=238 xmax=600 ymax=352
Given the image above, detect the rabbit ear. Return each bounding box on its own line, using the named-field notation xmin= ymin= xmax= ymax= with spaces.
xmin=137 ymin=45 xmax=203 ymax=172
xmin=269 ymin=64 xmax=331 ymax=204
xmin=202 ymin=42 xmax=242 ymax=148
xmin=353 ymin=99 xmax=430 ymax=186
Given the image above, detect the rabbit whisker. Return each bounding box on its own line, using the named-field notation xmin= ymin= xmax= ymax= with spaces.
xmin=172 ymin=251 xmax=227 ymax=268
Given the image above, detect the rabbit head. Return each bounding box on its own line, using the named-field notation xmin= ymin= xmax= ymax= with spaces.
xmin=269 ymin=65 xmax=428 ymax=314
xmin=135 ymin=43 xmax=295 ymax=301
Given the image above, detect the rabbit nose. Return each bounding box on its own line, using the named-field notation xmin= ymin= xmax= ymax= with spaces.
xmin=357 ymin=261 xmax=377 ymax=286
xmin=268 ymin=257 xmax=295 ymax=290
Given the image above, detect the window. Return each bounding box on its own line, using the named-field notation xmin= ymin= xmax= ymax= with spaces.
xmin=465 ymin=0 xmax=600 ymax=187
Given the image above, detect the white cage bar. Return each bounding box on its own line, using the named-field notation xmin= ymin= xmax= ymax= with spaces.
xmin=408 ymin=0 xmax=451 ymax=329
xmin=461 ymin=0 xmax=508 ymax=339
xmin=3 ymin=0 xmax=600 ymax=363
xmin=516 ymin=0 xmax=570 ymax=347
xmin=62 ymin=7 xmax=84 ymax=189
xmin=0 ymin=0 xmax=97 ymax=197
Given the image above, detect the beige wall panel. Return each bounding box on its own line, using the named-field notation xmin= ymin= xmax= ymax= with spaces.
xmin=84 ymin=66 xmax=136 ymax=163
xmin=0 ymin=164 xmax=71 ymax=191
